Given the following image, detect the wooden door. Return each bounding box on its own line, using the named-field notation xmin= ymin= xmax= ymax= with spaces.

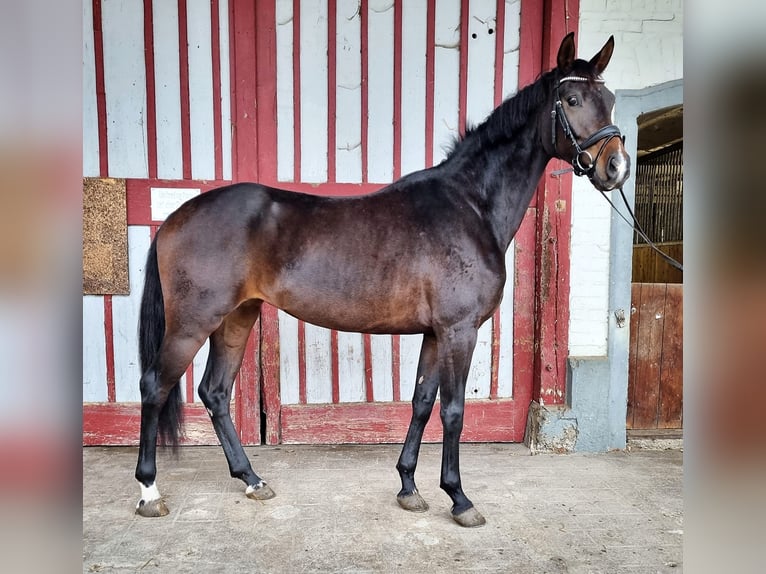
xmin=627 ymin=283 xmax=683 ymax=431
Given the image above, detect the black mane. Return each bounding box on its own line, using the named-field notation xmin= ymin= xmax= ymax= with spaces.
xmin=445 ymin=69 xmax=559 ymax=160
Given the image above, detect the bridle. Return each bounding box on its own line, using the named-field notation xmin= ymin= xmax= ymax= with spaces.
xmin=551 ymin=75 xmax=623 ymax=180
xmin=550 ymin=74 xmax=684 ymax=272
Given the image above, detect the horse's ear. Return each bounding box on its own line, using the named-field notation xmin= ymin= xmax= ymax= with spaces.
xmin=589 ymin=35 xmax=615 ymax=75
xmin=557 ymin=32 xmax=576 ymax=71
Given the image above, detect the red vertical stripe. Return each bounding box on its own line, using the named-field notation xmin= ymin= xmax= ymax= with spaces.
xmin=327 ymin=0 xmax=337 ymax=183
xmin=330 ymin=331 xmax=340 ymax=404
xmin=490 ymin=309 xmax=501 ymax=399
xmin=178 ymin=0 xmax=192 ymax=180
xmin=425 ymin=0 xmax=436 ymax=167
xmin=458 ymin=0 xmax=469 ymax=136
xmin=360 ymin=0 xmax=369 ymax=182
xmin=363 ymin=334 xmax=374 ymax=402
xmin=292 ymin=0 xmax=302 ymax=182
xmin=103 ymin=295 xmax=116 ymax=402
xmin=144 ymin=0 xmax=158 ymax=179
xmin=255 ymin=0 xmax=278 ymax=184
xmin=493 ymin=0 xmax=506 ymax=107
xmin=92 ymin=0 xmax=109 ymax=177
xmin=211 ymin=0 xmax=223 ymax=181
xmin=298 ymin=321 xmax=307 ymax=404
xmin=185 ymin=364 xmax=194 ymax=403
xmin=390 ymin=0 xmax=404 ymax=402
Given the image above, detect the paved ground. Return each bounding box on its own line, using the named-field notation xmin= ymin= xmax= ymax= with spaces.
xmin=83 ymin=444 xmax=683 ymax=573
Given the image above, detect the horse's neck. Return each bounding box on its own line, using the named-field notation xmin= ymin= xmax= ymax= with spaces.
xmin=448 ymin=122 xmax=551 ymax=252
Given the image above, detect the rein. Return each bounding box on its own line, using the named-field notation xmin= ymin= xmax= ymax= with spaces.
xmin=551 ymin=75 xmax=683 ymax=273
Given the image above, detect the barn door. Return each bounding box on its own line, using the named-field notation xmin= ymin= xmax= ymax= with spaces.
xmin=242 ymin=0 xmax=537 ymax=445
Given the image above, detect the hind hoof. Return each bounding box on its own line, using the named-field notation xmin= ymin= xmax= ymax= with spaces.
xmin=397 ymin=490 xmax=429 ymax=512
xmin=246 ymin=482 xmax=276 ymax=501
xmin=135 ymin=498 xmax=169 ymax=518
xmin=452 ymin=506 xmax=486 ymax=527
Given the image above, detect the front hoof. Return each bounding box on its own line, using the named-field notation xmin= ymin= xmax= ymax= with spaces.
xmin=246 ymin=482 xmax=276 ymax=501
xmin=397 ymin=490 xmax=429 ymax=512
xmin=452 ymin=506 xmax=486 ymax=527
xmin=135 ymin=498 xmax=169 ymax=517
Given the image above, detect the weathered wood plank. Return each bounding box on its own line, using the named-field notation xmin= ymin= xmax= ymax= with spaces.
xmin=658 ymin=284 xmax=683 ymax=428
xmin=280 ymin=399 xmax=526 ymax=444
xmin=631 ymin=283 xmax=667 ymax=429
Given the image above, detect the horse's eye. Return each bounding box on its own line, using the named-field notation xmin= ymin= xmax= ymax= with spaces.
xmin=566 ymin=96 xmax=579 ymax=107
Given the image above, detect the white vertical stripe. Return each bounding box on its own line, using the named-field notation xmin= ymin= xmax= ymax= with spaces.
xmin=432 ymin=0 xmax=461 ymax=164
xmin=299 ymin=0 xmax=328 ymax=182
xmin=219 ymin=0 xmax=232 ymax=180
xmin=335 ymin=0 xmax=362 ymax=183
xmin=502 ymin=0 xmax=521 ymax=99
xmin=83 ymin=296 xmax=108 ymax=402
xmin=187 ymin=0 xmax=215 ymax=179
xmin=153 ymin=0 xmax=183 ymax=179
xmin=276 ymin=0 xmax=295 ymax=182
xmin=278 ymin=311 xmax=300 ymax=404
xmin=337 ymin=331 xmax=365 ymax=402
xmin=367 ymin=0 xmax=395 ymax=183
xmin=370 ymin=334 xmax=393 ymax=402
xmin=398 ymin=334 xmax=422 ymax=402
xmin=304 ymin=324 xmax=332 ymax=403
xmin=466 ymin=320 xmax=492 ymax=398
xmin=400 ymin=1 xmax=427 ymax=175
xmin=101 ymin=0 xmax=148 ymax=177
xmin=465 ymin=0 xmax=497 ymax=126
xmin=497 ymin=240 xmax=515 ymax=397
xmin=112 ymin=226 xmax=152 ymax=402
xmin=82 ymin=0 xmax=100 ymax=176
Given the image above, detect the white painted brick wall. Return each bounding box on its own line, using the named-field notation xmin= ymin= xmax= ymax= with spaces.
xmin=570 ymin=0 xmax=683 ymax=356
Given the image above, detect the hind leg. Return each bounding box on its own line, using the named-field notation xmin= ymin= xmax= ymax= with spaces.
xmin=135 ymin=334 xmax=204 ymax=517
xmin=198 ymin=300 xmax=275 ymax=501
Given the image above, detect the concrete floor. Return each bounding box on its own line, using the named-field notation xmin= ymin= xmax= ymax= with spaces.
xmin=83 ymin=444 xmax=683 ymax=573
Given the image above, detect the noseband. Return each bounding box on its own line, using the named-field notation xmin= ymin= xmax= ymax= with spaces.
xmin=551 ymin=75 xmax=623 ymax=178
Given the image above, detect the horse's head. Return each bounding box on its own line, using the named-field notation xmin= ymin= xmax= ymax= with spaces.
xmin=544 ymin=33 xmax=630 ymax=191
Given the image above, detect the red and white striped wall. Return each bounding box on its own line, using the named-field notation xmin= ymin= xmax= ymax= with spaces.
xmin=83 ymin=0 xmax=575 ymax=446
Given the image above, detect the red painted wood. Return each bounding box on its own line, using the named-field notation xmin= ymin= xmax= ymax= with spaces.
xmin=521 ymin=0 xmax=577 ymax=406
xmin=363 ymin=334 xmax=374 ymax=401
xmin=490 ymin=310 xmax=500 ymax=400
xmin=658 ymin=285 xmax=683 ymax=428
xmin=458 ymin=0 xmax=469 ymax=137
xmin=103 ymin=295 xmax=116 ymax=402
xmin=425 ymin=0 xmax=435 ymax=167
xmin=331 ymin=330 xmax=340 ymax=404
xmin=292 ymin=0 xmax=301 ymax=182
xmin=177 ymin=0 xmax=192 ymax=180
xmin=327 ymin=0 xmax=337 ymax=183
xmin=280 ymin=399 xmax=527 ymax=444
xmin=626 ymin=283 xmax=641 ymax=429
xmin=92 ymin=0 xmax=109 ymax=177
xmin=298 ymin=320 xmax=307 ymax=404
xmin=630 ymin=283 xmax=667 ymax=428
xmin=493 ymin=0 xmax=506 ymax=107
xmin=512 ymin=212 xmax=536 ymax=407
xmin=260 ymin=304 xmax=282 ymax=445
xmin=184 ymin=363 xmax=194 ymax=404
xmin=231 ymin=0 xmax=259 ymax=183
xmin=360 ymin=0 xmax=369 ymax=182
xmin=393 ymin=0 xmax=403 ymax=181
xmin=236 ymin=329 xmax=261 ymax=444
xmin=255 ymin=0 xmax=278 ymax=184
xmin=83 ymin=403 xmax=218 ymax=446
xmin=211 ymin=0 xmax=223 ymax=181
xmin=143 ymin=0 xmax=158 ymax=179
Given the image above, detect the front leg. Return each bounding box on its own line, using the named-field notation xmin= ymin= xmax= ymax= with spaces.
xmin=396 ymin=335 xmax=439 ymax=512
xmin=437 ymin=325 xmax=486 ymax=527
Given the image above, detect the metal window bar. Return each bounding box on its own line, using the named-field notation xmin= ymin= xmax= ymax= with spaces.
xmin=633 ymin=142 xmax=683 ymax=245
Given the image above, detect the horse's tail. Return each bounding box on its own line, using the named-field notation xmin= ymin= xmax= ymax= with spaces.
xmin=138 ymin=236 xmax=183 ymax=447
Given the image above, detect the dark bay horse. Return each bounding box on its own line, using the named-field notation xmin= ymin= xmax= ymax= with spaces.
xmin=134 ymin=33 xmax=629 ymax=527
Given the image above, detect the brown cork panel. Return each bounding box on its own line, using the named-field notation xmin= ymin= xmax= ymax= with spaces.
xmin=83 ymin=177 xmax=129 ymax=295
